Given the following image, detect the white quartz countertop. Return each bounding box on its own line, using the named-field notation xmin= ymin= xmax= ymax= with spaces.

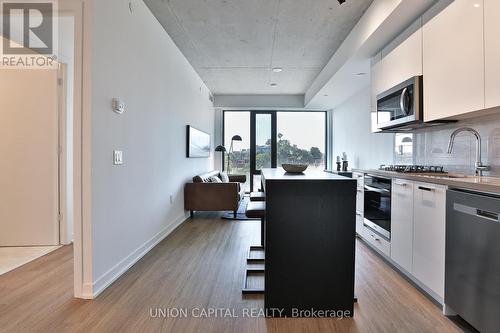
xmin=354 ymin=169 xmax=500 ymax=194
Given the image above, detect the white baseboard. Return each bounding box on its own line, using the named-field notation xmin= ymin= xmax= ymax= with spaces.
xmin=90 ymin=214 xmax=189 ymax=298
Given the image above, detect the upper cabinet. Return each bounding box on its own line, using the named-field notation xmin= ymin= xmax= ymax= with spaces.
xmin=485 ymin=0 xmax=500 ymax=109
xmin=381 ymin=19 xmax=423 ymax=91
xmin=370 ymin=55 xmax=383 ymax=133
xmin=423 ymin=0 xmax=485 ymax=122
xmin=371 ymin=0 xmax=500 ymax=125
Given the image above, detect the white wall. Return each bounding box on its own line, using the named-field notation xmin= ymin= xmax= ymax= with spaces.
xmin=213 ymin=109 xmax=224 ymax=171
xmin=90 ymin=0 xmax=215 ymax=295
xmin=332 ymin=86 xmax=394 ymax=169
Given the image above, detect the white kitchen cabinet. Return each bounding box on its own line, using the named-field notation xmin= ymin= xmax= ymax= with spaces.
xmin=412 ymin=182 xmax=446 ymax=298
xmin=353 ymin=172 xmax=364 ymax=236
xmin=371 ymin=54 xmax=384 ymax=99
xmin=364 ymin=225 xmax=391 ymax=257
xmin=370 ymin=56 xmax=383 ymax=133
xmin=485 ymin=0 xmax=500 ymax=109
xmin=390 ymin=179 xmax=414 ymax=273
xmin=381 ymin=19 xmax=423 ymax=90
xmin=423 ymin=0 xmax=485 ymax=121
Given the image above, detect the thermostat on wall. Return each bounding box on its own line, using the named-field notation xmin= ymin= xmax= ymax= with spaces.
xmin=112 ymin=98 xmax=125 ymax=114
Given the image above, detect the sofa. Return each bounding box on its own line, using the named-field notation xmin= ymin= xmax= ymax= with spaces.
xmin=184 ymin=171 xmax=247 ymax=217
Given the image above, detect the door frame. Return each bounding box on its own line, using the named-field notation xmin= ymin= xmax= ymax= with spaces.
xmin=58 ymin=63 xmax=67 ymax=245
xmin=250 ymin=111 xmax=277 ymax=191
xmin=58 ymin=0 xmax=92 ymax=299
xmin=75 ymin=0 xmax=93 ymax=300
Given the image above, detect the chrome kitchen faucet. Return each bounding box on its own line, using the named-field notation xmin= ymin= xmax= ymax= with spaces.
xmin=447 ymin=127 xmax=489 ymax=176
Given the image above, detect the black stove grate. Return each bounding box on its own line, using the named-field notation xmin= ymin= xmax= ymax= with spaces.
xmin=379 ymin=165 xmax=446 ymax=174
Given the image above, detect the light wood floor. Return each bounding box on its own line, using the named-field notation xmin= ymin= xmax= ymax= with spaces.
xmin=0 ymin=246 xmax=60 ymax=276
xmin=0 ymin=213 xmax=470 ymax=332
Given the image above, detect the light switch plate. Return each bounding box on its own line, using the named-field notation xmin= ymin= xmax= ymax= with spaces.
xmin=113 ymin=150 xmax=123 ymax=165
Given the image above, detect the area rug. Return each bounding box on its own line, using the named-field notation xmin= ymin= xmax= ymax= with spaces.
xmin=221 ymin=197 xmax=259 ymax=220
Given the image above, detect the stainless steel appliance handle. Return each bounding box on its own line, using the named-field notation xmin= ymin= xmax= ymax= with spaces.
xmin=400 ymin=87 xmax=409 ymax=115
xmin=366 ymin=174 xmax=391 ymax=181
xmin=454 ymin=203 xmax=499 ymax=222
xmin=364 ymin=184 xmax=390 ymax=193
xmin=477 ymin=210 xmax=499 ymax=221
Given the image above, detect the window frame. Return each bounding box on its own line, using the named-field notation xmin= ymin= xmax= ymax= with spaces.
xmin=222 ymin=110 xmax=328 ymax=191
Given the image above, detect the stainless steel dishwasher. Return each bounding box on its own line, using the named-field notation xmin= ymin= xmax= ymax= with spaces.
xmin=446 ymin=189 xmax=500 ymax=333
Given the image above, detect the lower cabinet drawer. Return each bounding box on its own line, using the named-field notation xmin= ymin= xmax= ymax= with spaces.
xmin=363 ymin=226 xmax=391 ymax=257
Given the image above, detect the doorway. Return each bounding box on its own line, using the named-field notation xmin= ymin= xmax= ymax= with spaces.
xmin=0 ymin=62 xmax=73 ymax=277
xmin=223 ymin=111 xmax=327 ymax=192
xmin=0 ymin=1 xmax=86 ymax=298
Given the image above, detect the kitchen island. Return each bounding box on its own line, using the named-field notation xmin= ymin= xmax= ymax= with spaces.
xmin=261 ymin=168 xmax=357 ymax=318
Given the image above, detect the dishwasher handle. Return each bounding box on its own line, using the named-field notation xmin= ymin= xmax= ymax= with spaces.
xmin=477 ymin=209 xmax=499 ymax=222
xmin=454 ymin=203 xmax=500 ymax=222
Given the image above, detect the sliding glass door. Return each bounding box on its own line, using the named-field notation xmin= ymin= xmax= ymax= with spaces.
xmin=224 ymin=111 xmax=327 ymax=192
xmin=250 ymin=112 xmax=276 ymax=191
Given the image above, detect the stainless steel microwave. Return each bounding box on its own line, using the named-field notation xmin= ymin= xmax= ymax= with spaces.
xmin=377 ymin=76 xmax=423 ymax=131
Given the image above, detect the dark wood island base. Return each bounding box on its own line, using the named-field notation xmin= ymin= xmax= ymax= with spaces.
xmin=261 ymin=168 xmax=357 ymax=318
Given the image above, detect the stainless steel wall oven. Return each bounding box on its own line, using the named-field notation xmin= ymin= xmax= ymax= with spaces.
xmin=363 ymin=175 xmax=391 ymax=240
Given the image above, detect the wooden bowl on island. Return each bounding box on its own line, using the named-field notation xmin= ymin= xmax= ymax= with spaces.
xmin=282 ymin=164 xmax=308 ymax=174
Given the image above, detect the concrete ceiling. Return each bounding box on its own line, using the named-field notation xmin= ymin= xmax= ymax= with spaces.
xmin=305 ymin=0 xmax=438 ymax=109
xmin=144 ymin=0 xmax=373 ymax=95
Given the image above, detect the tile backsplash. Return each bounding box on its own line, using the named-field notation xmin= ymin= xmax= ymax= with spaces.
xmin=394 ymin=112 xmax=500 ymax=176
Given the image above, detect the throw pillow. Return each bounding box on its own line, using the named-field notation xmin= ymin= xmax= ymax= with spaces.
xmin=220 ymin=172 xmax=230 ymax=183
xmin=209 ymin=176 xmax=222 ymax=183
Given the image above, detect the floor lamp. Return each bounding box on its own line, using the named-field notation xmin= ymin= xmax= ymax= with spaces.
xmin=215 ymin=145 xmax=227 ymax=171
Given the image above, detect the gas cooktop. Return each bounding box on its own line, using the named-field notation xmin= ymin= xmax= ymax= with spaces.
xmin=379 ymin=165 xmax=447 ymax=174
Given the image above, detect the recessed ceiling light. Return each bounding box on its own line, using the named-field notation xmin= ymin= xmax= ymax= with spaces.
xmin=473 ymin=3 xmax=480 ymax=7
xmin=272 ymin=67 xmax=283 ymax=73
xmin=270 ymin=83 xmax=278 ymax=87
